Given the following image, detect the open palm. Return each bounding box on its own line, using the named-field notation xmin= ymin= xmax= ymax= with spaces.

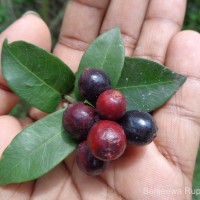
xmin=0 ymin=0 xmax=200 ymax=199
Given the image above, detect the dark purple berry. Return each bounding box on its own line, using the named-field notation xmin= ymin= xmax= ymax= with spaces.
xmin=96 ymin=89 xmax=126 ymax=120
xmin=87 ymin=120 xmax=126 ymax=161
xmin=62 ymin=102 xmax=96 ymax=140
xmin=76 ymin=141 xmax=107 ymax=175
xmin=118 ymin=110 xmax=157 ymax=145
xmin=78 ymin=68 xmax=111 ymax=103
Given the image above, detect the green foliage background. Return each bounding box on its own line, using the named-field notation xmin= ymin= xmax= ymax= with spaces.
xmin=183 ymin=0 xmax=200 ymax=32
xmin=0 ymin=0 xmax=200 ymax=199
xmin=0 ymin=0 xmax=67 ymax=44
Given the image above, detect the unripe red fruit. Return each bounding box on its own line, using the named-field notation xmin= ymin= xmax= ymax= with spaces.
xmin=62 ymin=102 xmax=96 ymax=141
xmin=96 ymin=89 xmax=126 ymax=120
xmin=76 ymin=141 xmax=107 ymax=175
xmin=87 ymin=120 xmax=126 ymax=161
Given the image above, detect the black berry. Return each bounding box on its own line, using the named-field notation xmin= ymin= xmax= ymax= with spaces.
xmin=76 ymin=141 xmax=107 ymax=175
xmin=118 ymin=110 xmax=157 ymax=145
xmin=96 ymin=89 xmax=126 ymax=120
xmin=62 ymin=102 xmax=96 ymax=140
xmin=78 ymin=68 xmax=111 ymax=103
xmin=87 ymin=120 xmax=126 ymax=161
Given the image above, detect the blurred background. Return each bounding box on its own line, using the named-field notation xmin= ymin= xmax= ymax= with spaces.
xmin=0 ymin=0 xmax=67 ymax=45
xmin=0 ymin=0 xmax=200 ymax=199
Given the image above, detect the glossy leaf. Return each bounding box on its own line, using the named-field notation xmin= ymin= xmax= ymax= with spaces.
xmin=1 ymin=40 xmax=75 ymax=113
xmin=75 ymin=27 xmax=124 ymax=100
xmin=0 ymin=109 xmax=77 ymax=185
xmin=116 ymin=57 xmax=186 ymax=112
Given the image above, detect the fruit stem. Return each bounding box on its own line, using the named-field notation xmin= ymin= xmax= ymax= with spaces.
xmin=62 ymin=102 xmax=69 ymax=109
xmin=64 ymin=95 xmax=76 ymax=104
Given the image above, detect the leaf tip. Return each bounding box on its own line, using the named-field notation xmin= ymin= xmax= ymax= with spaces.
xmin=177 ymin=73 xmax=187 ymax=85
xmin=2 ymin=39 xmax=9 ymax=54
xmin=107 ymin=26 xmax=121 ymax=35
xmin=3 ymin=38 xmax=8 ymax=46
xmin=114 ymin=25 xmax=121 ymax=32
xmin=182 ymin=75 xmax=187 ymax=82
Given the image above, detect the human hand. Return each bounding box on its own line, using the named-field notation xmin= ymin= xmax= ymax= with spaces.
xmin=0 ymin=1 xmax=200 ymax=199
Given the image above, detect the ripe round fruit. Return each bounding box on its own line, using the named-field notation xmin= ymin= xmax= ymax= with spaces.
xmin=78 ymin=68 xmax=111 ymax=103
xmin=87 ymin=120 xmax=126 ymax=161
xmin=96 ymin=89 xmax=126 ymax=120
xmin=62 ymin=102 xmax=96 ymax=140
xmin=76 ymin=141 xmax=107 ymax=175
xmin=118 ymin=110 xmax=157 ymax=145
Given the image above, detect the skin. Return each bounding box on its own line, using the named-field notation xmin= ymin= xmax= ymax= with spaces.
xmin=0 ymin=0 xmax=200 ymax=199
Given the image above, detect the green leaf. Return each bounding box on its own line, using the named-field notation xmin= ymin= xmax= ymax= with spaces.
xmin=1 ymin=40 xmax=75 ymax=113
xmin=0 ymin=109 xmax=77 ymax=185
xmin=74 ymin=27 xmax=124 ymax=100
xmin=116 ymin=57 xmax=187 ymax=112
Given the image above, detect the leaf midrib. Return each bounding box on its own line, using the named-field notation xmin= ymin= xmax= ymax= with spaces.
xmin=0 ymin=129 xmax=66 ymax=182
xmin=5 ymin=44 xmax=60 ymax=96
xmin=116 ymin=79 xmax=182 ymax=90
xmin=99 ymin=31 xmax=118 ymax=69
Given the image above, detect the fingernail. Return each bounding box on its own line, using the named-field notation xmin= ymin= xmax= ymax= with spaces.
xmin=22 ymin=11 xmax=41 ymax=18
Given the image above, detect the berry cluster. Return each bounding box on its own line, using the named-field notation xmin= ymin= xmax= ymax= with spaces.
xmin=62 ymin=68 xmax=157 ymax=175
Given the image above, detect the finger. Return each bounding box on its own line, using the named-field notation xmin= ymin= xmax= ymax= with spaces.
xmin=53 ymin=0 xmax=110 ymax=72
xmin=154 ymin=30 xmax=200 ymax=180
xmin=133 ymin=0 xmax=186 ymax=63
xmin=28 ymin=99 xmax=64 ymax=121
xmin=0 ymin=12 xmax=51 ymax=115
xmin=0 ymin=115 xmax=33 ymax=199
xmin=0 ymin=115 xmax=22 ymax=156
xmin=29 ymin=107 xmax=48 ymax=121
xmin=18 ymin=117 xmax=33 ymax=128
xmin=0 ymin=181 xmax=33 ymax=200
xmin=100 ymin=0 xmax=149 ymax=56
xmin=30 ymin=164 xmax=74 ymax=200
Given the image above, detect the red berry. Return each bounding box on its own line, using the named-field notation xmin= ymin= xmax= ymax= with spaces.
xmin=76 ymin=141 xmax=107 ymax=175
xmin=96 ymin=89 xmax=126 ymax=120
xmin=87 ymin=120 xmax=126 ymax=161
xmin=62 ymin=102 xmax=96 ymax=140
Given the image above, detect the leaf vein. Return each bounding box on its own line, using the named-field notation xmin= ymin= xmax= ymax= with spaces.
xmin=5 ymin=45 xmax=60 ymax=96
xmin=0 ymin=129 xmax=65 ymax=182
